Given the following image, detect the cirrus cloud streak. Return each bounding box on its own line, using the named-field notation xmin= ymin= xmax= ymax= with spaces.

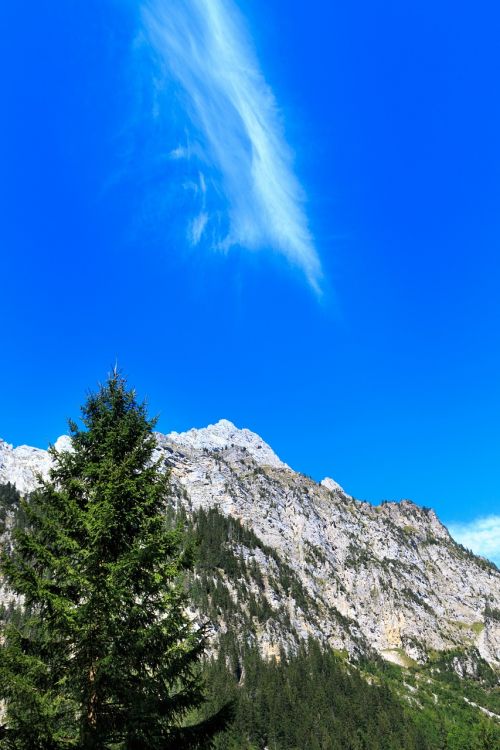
xmin=141 ymin=0 xmax=322 ymax=289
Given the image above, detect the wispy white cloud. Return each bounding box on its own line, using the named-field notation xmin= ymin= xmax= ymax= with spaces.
xmin=170 ymin=145 xmax=189 ymax=160
xmin=448 ymin=515 xmax=500 ymax=566
xmin=141 ymin=0 xmax=322 ymax=289
xmin=190 ymin=211 xmax=209 ymax=245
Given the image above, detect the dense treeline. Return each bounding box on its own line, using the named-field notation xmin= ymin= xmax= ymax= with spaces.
xmin=203 ymin=637 xmax=432 ymax=750
xmin=0 ymin=482 xmax=19 ymax=508
xmin=199 ymin=634 xmax=500 ymax=750
xmin=0 ymin=482 xmax=21 ymax=529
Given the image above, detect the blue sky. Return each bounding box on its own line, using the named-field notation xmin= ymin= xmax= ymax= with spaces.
xmin=1 ymin=1 xmax=499 ymax=562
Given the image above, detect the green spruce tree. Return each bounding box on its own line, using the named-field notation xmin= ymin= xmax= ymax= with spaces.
xmin=0 ymin=371 xmax=228 ymax=749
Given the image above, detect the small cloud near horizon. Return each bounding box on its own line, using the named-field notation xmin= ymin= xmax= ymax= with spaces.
xmin=141 ymin=0 xmax=322 ymax=290
xmin=448 ymin=515 xmax=500 ymax=566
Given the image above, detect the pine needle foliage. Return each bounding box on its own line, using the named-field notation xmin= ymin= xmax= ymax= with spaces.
xmin=0 ymin=372 xmax=228 ymax=749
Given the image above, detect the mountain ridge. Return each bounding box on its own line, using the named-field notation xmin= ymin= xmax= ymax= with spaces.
xmin=1 ymin=419 xmax=499 ymax=673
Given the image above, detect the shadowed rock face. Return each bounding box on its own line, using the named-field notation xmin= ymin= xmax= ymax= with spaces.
xmin=1 ymin=420 xmax=499 ymax=671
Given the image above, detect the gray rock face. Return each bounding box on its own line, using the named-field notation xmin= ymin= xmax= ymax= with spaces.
xmin=0 ymin=435 xmax=71 ymax=495
xmin=0 ymin=440 xmax=51 ymax=495
xmin=1 ymin=420 xmax=499 ymax=670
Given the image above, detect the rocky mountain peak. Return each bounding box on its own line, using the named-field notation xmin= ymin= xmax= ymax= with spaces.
xmin=164 ymin=418 xmax=289 ymax=469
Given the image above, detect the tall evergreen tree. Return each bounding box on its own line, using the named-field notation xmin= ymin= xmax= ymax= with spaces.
xmin=0 ymin=371 xmax=228 ymax=749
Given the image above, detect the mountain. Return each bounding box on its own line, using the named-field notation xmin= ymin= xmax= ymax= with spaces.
xmin=1 ymin=419 xmax=499 ymax=674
